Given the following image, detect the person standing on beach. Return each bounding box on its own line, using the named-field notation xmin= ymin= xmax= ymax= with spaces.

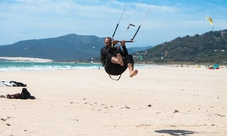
xmin=100 ymin=37 xmax=138 ymax=77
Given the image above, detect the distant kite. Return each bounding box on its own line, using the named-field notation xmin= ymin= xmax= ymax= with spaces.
xmin=205 ymin=16 xmax=213 ymax=25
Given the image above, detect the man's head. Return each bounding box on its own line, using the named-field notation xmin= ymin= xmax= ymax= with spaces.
xmin=104 ymin=37 xmax=112 ymax=47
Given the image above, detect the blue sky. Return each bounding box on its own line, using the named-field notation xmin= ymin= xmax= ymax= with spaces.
xmin=0 ymin=0 xmax=227 ymax=47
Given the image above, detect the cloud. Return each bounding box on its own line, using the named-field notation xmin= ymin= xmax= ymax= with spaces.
xmin=0 ymin=0 xmax=227 ymax=46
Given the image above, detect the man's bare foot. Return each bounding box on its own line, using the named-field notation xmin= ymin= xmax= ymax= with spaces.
xmin=130 ymin=69 xmax=138 ymax=77
xmin=117 ymin=53 xmax=124 ymax=66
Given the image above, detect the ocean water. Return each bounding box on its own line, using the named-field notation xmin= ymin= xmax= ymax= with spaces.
xmin=0 ymin=61 xmax=157 ymax=72
xmin=0 ymin=61 xmax=102 ymax=72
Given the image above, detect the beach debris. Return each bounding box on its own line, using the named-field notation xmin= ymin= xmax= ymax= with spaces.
xmin=136 ymin=124 xmax=152 ymax=127
xmin=215 ymin=113 xmax=225 ymax=117
xmin=6 ymin=123 xmax=11 ymax=126
xmin=1 ymin=118 xmax=6 ymax=121
xmin=1 ymin=116 xmax=11 ymax=121
xmin=148 ymin=104 xmax=152 ymax=107
xmin=0 ymin=95 xmax=6 ymax=98
xmin=174 ymin=110 xmax=179 ymax=113
xmin=125 ymin=105 xmax=131 ymax=109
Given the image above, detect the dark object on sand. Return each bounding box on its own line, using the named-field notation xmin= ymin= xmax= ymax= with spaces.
xmin=10 ymin=81 xmax=27 ymax=87
xmin=7 ymin=88 xmax=35 ymax=99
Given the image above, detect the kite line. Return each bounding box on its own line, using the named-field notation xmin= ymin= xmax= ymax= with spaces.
xmin=111 ymin=0 xmax=153 ymax=43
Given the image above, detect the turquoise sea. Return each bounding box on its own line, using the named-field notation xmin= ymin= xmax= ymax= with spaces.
xmin=0 ymin=61 xmax=103 ymax=72
xmin=0 ymin=61 xmax=156 ymax=72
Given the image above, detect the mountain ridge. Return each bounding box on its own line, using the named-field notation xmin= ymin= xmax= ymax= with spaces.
xmin=0 ymin=34 xmax=152 ymax=61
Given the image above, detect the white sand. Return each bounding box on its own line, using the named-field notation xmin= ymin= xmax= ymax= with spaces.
xmin=0 ymin=67 xmax=226 ymax=136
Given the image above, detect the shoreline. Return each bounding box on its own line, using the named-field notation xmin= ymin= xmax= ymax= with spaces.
xmin=1 ymin=57 xmax=226 ymax=69
xmin=0 ymin=57 xmax=53 ymax=62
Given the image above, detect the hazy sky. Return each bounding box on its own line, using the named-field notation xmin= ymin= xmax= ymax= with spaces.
xmin=0 ymin=0 xmax=227 ymax=47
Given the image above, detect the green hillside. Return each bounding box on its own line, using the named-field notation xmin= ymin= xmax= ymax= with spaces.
xmin=135 ymin=30 xmax=227 ymax=64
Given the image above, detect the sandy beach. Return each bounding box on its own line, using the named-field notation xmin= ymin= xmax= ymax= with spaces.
xmin=0 ymin=66 xmax=227 ymax=136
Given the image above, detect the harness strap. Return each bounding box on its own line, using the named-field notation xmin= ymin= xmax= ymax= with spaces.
xmin=108 ymin=74 xmax=122 ymax=81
